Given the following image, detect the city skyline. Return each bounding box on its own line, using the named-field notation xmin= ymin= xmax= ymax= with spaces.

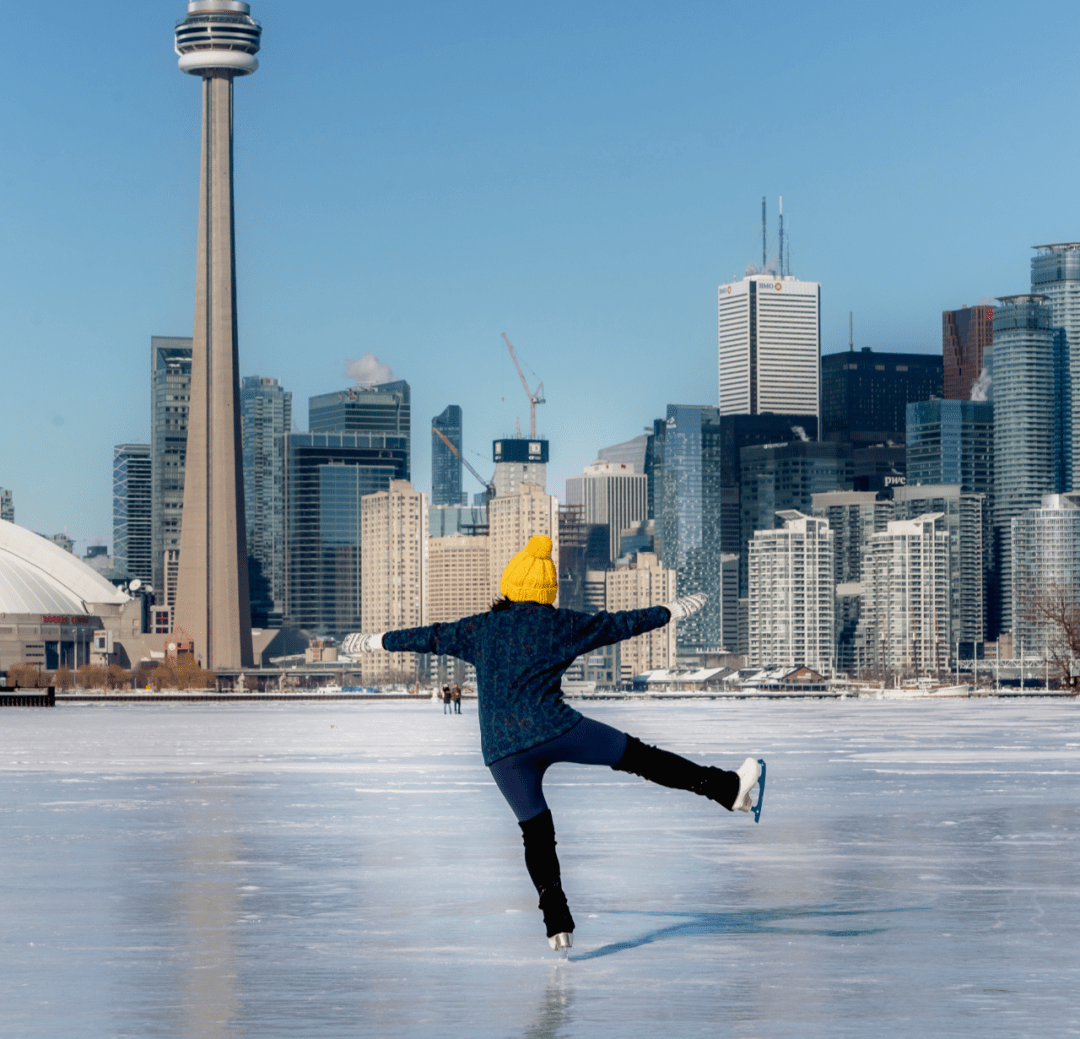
xmin=5 ymin=1 xmax=1080 ymax=550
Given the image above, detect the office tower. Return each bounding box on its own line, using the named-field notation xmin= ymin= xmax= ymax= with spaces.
xmin=748 ymin=511 xmax=834 ymax=673
xmin=992 ymin=295 xmax=1067 ymax=633
xmin=427 ymin=504 xmax=488 ymax=538
xmin=1011 ymin=493 xmax=1080 ymax=660
xmin=112 ymin=444 xmax=153 ymax=585
xmin=556 ymin=504 xmax=610 ymax=613
xmin=492 ymin=438 xmax=548 ymax=497
xmin=597 ymin=433 xmax=649 ymax=474
xmin=943 ymin=305 xmax=993 ymax=401
xmin=310 ymin=382 xmax=412 ymax=477
xmin=605 ymin=552 xmax=677 ymax=679
xmin=1 ymin=488 xmax=14 ymax=524
xmin=1031 ymin=244 xmax=1079 ymax=484
xmin=360 ymin=481 xmax=427 ymax=685
xmin=893 ymin=484 xmax=987 ymax=648
xmin=488 ymin=483 xmax=559 ymax=598
xmin=173 ymin=0 xmax=263 ymax=670
xmin=906 ymin=399 xmax=993 ymax=495
xmin=739 ymin=440 xmax=853 ymax=596
xmin=564 ymin=461 xmax=648 ymax=563
xmin=811 ymin=490 xmax=894 ymax=671
xmin=283 ymin=431 xmax=409 ymax=634
xmin=240 ymin=376 xmax=292 ymax=627
xmin=150 ymin=336 xmax=192 ymax=606
xmin=859 ymin=514 xmax=950 ymax=675
xmin=431 ymin=405 xmax=464 ymax=507
xmin=821 ymin=349 xmax=943 ymax=448
xmin=718 ymin=274 xmax=821 ymax=417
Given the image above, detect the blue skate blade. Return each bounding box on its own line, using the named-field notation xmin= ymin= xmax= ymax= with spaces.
xmin=752 ymin=759 xmax=766 ymax=823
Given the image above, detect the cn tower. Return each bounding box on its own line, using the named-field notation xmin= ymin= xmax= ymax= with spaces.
xmin=172 ymin=1 xmax=260 ymax=669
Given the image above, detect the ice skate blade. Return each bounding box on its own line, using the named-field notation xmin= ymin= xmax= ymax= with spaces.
xmin=732 ymin=757 xmax=761 ymax=814
xmin=549 ymin=932 xmax=573 ymax=955
xmin=751 ymin=759 xmax=766 ymax=823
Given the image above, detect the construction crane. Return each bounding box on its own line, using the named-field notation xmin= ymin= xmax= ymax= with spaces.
xmin=432 ymin=426 xmax=495 ymax=505
xmin=501 ymin=333 xmax=545 ymax=439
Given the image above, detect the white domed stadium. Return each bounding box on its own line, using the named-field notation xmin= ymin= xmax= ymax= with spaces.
xmin=0 ymin=519 xmax=137 ymax=674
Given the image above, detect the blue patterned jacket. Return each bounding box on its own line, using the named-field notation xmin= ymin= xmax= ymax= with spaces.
xmin=383 ymin=601 xmax=671 ymax=765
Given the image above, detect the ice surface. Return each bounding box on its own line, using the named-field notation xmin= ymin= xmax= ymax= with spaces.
xmin=1 ymin=699 xmax=1078 ymax=1037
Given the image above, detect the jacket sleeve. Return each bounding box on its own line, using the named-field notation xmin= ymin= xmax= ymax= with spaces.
xmin=568 ymin=605 xmax=671 ymax=657
xmin=382 ymin=615 xmax=482 ymax=662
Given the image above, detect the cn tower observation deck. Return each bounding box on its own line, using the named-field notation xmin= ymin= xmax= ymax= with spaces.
xmin=175 ymin=0 xmax=261 ymax=76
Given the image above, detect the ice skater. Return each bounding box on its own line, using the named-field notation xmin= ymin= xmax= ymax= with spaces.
xmin=343 ymin=535 xmax=764 ymax=953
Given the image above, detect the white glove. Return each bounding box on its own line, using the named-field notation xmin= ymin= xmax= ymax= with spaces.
xmin=662 ymin=593 xmax=707 ymax=621
xmin=341 ymin=632 xmax=385 ymax=654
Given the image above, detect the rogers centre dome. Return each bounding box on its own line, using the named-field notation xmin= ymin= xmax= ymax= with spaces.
xmin=0 ymin=519 xmax=132 ymax=674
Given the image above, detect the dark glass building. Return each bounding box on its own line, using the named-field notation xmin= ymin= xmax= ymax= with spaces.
xmin=906 ymin=399 xmax=993 ymax=496
xmin=943 ymin=305 xmax=993 ymax=401
xmin=431 ymin=404 xmax=464 ymax=506
xmin=308 ymin=381 xmax=411 ymax=480
xmin=821 ymin=349 xmax=943 ymax=448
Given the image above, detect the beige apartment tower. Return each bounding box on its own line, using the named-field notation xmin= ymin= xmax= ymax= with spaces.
xmin=361 ymin=481 xmax=428 ymax=685
xmin=605 ymin=552 xmax=677 ymax=681
xmin=428 ymin=535 xmax=491 ymax=623
xmin=172 ymin=1 xmax=262 ymax=668
xmin=488 ymin=483 xmax=560 ymax=599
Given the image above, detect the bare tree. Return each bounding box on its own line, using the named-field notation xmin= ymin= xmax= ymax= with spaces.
xmin=1017 ymin=579 xmax=1080 ymax=692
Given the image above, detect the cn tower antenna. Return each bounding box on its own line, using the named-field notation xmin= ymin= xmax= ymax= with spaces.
xmin=761 ymin=197 xmax=767 ymax=271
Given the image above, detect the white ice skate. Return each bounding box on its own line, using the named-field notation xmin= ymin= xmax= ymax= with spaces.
xmin=549 ymin=931 xmax=572 ymax=955
xmin=733 ymin=757 xmax=766 ymax=822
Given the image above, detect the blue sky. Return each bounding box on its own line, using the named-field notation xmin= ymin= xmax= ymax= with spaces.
xmin=2 ymin=0 xmax=1077 ymax=552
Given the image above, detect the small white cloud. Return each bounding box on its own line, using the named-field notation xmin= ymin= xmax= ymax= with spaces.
xmin=344 ymin=352 xmax=395 ymax=387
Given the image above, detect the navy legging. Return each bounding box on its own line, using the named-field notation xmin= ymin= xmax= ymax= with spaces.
xmin=488 ymin=717 xmax=629 ymax=822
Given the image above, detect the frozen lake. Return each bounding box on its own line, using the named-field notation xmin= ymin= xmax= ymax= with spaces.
xmin=1 ymin=698 xmax=1078 ymax=1038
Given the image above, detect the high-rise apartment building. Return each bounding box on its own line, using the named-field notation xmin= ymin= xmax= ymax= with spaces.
xmin=859 ymin=514 xmax=950 ymax=675
xmin=240 ymin=376 xmax=292 ymax=627
xmin=1031 ymin=244 xmax=1078 ymax=485
xmin=718 ymin=274 xmax=821 ymax=417
xmin=893 ymin=484 xmax=986 ymax=647
xmin=943 ymin=305 xmax=993 ymax=401
xmin=493 ymin=439 xmax=548 ymax=497
xmin=488 ymin=483 xmax=559 ymax=599
xmin=113 ymin=444 xmax=153 ymax=585
xmin=821 ymin=349 xmax=943 ymax=448
xmin=565 ymin=461 xmax=648 ymax=563
xmin=992 ymin=295 xmax=1068 ymax=633
xmin=0 ymin=489 xmax=13 ymax=524
xmin=360 ymin=481 xmax=427 ymax=685
xmin=906 ymin=399 xmax=993 ymax=495
xmin=283 ymin=431 xmax=409 ymax=634
xmin=310 ymin=382 xmax=411 ymax=479
xmin=739 ymin=440 xmax=853 ymax=596
xmin=748 ymin=511 xmax=834 ymax=673
xmin=150 ymin=336 xmax=192 ymax=604
xmin=556 ymin=504 xmax=610 ymax=614
xmin=427 ymin=535 xmax=490 ymax=623
xmin=431 ymin=405 xmax=464 ymax=507
xmin=605 ymin=552 xmax=677 ymax=680
xmin=1011 ymin=493 xmax=1080 ymax=660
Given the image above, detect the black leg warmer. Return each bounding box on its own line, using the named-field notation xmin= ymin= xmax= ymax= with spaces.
xmin=613 ymin=735 xmax=740 ymax=810
xmin=518 ymin=809 xmax=575 ymax=938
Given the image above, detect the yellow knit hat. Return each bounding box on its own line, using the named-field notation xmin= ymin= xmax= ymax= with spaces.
xmin=500 ymin=535 xmax=558 ymax=604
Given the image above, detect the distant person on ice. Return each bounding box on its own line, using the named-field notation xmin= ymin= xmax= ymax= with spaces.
xmin=344 ymin=535 xmax=764 ymax=953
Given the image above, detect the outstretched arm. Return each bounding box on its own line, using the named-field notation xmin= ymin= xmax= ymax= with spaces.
xmin=341 ymin=616 xmax=482 ymax=661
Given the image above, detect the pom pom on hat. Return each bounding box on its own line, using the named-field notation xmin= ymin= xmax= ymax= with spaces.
xmin=501 ymin=535 xmax=558 ymax=604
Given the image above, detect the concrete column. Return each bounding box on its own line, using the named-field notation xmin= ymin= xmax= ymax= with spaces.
xmin=175 ymin=71 xmax=253 ymax=670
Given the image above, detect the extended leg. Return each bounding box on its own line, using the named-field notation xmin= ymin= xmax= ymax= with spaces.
xmin=613 ymin=735 xmax=742 ymax=809
xmin=519 ymin=808 xmax=574 ymax=947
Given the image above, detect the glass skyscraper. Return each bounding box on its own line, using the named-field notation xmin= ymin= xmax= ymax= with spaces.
xmin=991 ymin=295 xmax=1067 ymax=633
xmin=150 ymin=336 xmax=192 ymax=603
xmin=241 ymin=376 xmax=292 ymax=627
xmin=942 ymin=305 xmax=993 ymax=401
xmin=113 ymin=443 xmax=153 ymax=584
xmin=431 ymin=404 xmax=464 ymax=506
xmin=905 ymin=399 xmax=993 ymax=495
xmin=309 ymin=381 xmax=411 ymax=479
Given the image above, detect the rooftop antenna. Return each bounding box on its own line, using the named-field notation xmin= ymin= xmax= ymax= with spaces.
xmin=761 ymin=196 xmax=766 ymax=271
xmin=849 ymin=311 xmax=854 ymax=352
xmin=778 ymin=195 xmax=784 ymax=278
